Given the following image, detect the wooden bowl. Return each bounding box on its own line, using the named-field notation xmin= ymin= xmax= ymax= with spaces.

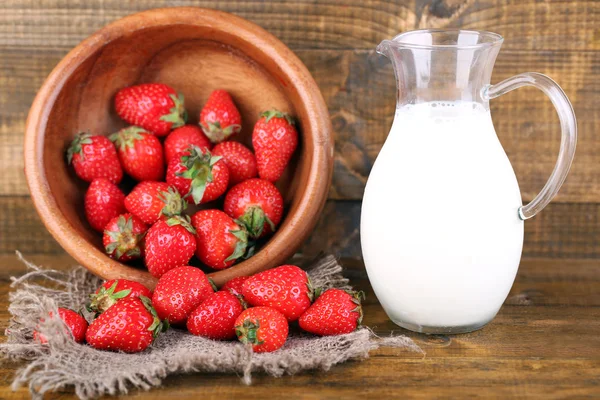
xmin=24 ymin=7 xmax=333 ymax=289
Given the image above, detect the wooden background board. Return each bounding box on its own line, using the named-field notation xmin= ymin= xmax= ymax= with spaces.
xmin=1 ymin=0 xmax=599 ymax=264
xmin=1 ymin=1 xmax=599 ymax=399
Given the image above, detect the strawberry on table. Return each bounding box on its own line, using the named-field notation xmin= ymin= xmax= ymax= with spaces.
xmin=144 ymin=215 xmax=197 ymax=278
xmin=102 ymin=213 xmax=147 ymax=262
xmin=67 ymin=132 xmax=122 ymax=184
xmin=252 ymin=110 xmax=298 ymax=182
xmin=299 ymin=289 xmax=363 ymax=336
xmin=211 ymin=141 xmax=257 ymax=186
xmin=125 ymin=181 xmax=186 ymax=225
xmin=151 ymin=266 xmax=215 ymax=325
xmin=166 ymin=146 xmax=229 ymax=205
xmin=86 ymin=296 xmax=167 ymax=353
xmin=89 ymin=279 xmax=153 ymax=314
xmin=224 ymin=178 xmax=283 ymax=239
xmin=164 ymin=125 xmax=212 ymax=164
xmin=242 ymin=265 xmax=317 ymax=321
xmin=115 ymin=83 xmax=186 ymax=136
xmin=34 ymin=308 xmax=88 ymax=344
xmin=187 ymin=290 xmax=244 ymax=340
xmin=199 ymin=89 xmax=242 ymax=143
xmin=220 ymin=276 xmax=250 ymax=297
xmin=191 ymin=209 xmax=248 ymax=270
xmin=84 ymin=179 xmax=126 ymax=232
xmin=235 ymin=306 xmax=288 ymax=353
xmin=110 ymin=126 xmax=165 ymax=181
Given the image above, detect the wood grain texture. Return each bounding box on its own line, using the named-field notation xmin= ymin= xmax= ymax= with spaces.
xmin=0 ymin=256 xmax=599 ymax=398
xmin=1 ymin=0 xmax=599 ymax=51
xmin=3 ymin=47 xmax=599 ymax=201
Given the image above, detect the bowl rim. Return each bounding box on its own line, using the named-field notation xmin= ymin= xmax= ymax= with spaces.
xmin=24 ymin=7 xmax=333 ymax=288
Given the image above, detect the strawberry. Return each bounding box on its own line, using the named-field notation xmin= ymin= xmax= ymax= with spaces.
xmin=166 ymin=146 xmax=229 ymax=205
xmin=86 ymin=296 xmax=167 ymax=353
xmin=211 ymin=141 xmax=257 ymax=186
xmin=187 ymin=290 xmax=244 ymax=340
xmin=164 ymin=125 xmax=212 ymax=163
xmin=102 ymin=213 xmax=147 ymax=262
xmin=114 ymin=83 xmax=186 ymax=136
xmin=110 ymin=126 xmax=165 ymax=181
xmin=124 ymin=181 xmax=186 ymax=225
xmin=199 ymin=90 xmax=242 ymax=143
xmin=67 ymin=132 xmax=122 ymax=184
xmin=191 ymin=210 xmax=248 ymax=270
xmin=151 ymin=266 xmax=215 ymax=325
xmin=235 ymin=306 xmax=288 ymax=353
xmin=84 ymin=179 xmax=126 ymax=232
xmin=252 ymin=110 xmax=298 ymax=182
xmin=224 ymin=178 xmax=284 ymax=239
xmin=242 ymin=265 xmax=317 ymax=321
xmin=298 ymin=289 xmax=363 ymax=336
xmin=144 ymin=215 xmax=197 ymax=278
xmin=89 ymin=279 xmax=152 ymax=314
xmin=33 ymin=308 xmax=88 ymax=344
xmin=220 ymin=276 xmax=250 ymax=297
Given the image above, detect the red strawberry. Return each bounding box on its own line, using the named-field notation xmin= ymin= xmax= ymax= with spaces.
xmin=67 ymin=132 xmax=123 ymax=184
xmin=89 ymin=279 xmax=153 ymax=314
xmin=252 ymin=110 xmax=298 ymax=182
xmin=211 ymin=141 xmax=258 ymax=185
xmin=110 ymin=126 xmax=165 ymax=181
xmin=224 ymin=178 xmax=284 ymax=239
xmin=114 ymin=83 xmax=186 ymax=136
xmin=220 ymin=276 xmax=249 ymax=297
xmin=86 ymin=296 xmax=167 ymax=353
xmin=84 ymin=179 xmax=126 ymax=232
xmin=124 ymin=181 xmax=186 ymax=225
xmin=242 ymin=265 xmax=316 ymax=321
xmin=235 ymin=306 xmax=288 ymax=353
xmin=144 ymin=215 xmax=197 ymax=278
xmin=33 ymin=308 xmax=88 ymax=344
xmin=164 ymin=125 xmax=212 ymax=163
xmin=299 ymin=289 xmax=363 ymax=336
xmin=102 ymin=213 xmax=147 ymax=262
xmin=191 ymin=210 xmax=248 ymax=270
xmin=151 ymin=266 xmax=215 ymax=325
xmin=187 ymin=290 xmax=244 ymax=340
xmin=199 ymin=90 xmax=242 ymax=143
xmin=166 ymin=146 xmax=229 ymax=204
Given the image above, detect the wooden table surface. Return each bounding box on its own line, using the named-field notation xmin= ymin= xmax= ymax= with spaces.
xmin=0 ymin=256 xmax=599 ymax=399
xmin=1 ymin=0 xmax=600 ymax=398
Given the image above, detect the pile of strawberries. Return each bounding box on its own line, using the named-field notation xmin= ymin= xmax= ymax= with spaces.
xmin=68 ymin=83 xmax=297 ymax=274
xmin=42 ymin=82 xmax=365 ymax=354
xmin=35 ymin=265 xmax=364 ymax=353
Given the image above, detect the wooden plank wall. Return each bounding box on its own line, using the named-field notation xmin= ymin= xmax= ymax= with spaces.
xmin=1 ymin=0 xmax=598 ymax=261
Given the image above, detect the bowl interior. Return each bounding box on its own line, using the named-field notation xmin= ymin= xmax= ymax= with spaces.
xmin=40 ymin=21 xmax=313 ymax=286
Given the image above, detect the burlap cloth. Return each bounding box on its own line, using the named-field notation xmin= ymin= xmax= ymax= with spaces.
xmin=1 ymin=253 xmax=422 ymax=399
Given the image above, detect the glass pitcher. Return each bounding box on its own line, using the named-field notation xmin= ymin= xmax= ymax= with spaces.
xmin=360 ymin=30 xmax=576 ymax=334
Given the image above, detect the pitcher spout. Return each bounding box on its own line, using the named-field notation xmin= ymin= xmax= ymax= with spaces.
xmin=376 ymin=39 xmax=393 ymax=58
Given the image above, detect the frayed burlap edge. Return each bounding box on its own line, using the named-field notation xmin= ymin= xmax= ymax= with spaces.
xmin=1 ymin=252 xmax=422 ymax=399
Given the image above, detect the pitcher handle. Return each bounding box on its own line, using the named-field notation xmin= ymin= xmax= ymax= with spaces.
xmin=482 ymin=73 xmax=577 ymax=220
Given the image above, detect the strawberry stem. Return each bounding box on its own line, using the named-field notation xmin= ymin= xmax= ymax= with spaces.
xmin=160 ymin=93 xmax=186 ymax=129
xmin=109 ymin=126 xmax=147 ymax=151
xmin=235 ymin=320 xmax=264 ymax=346
xmin=200 ymin=121 xmax=241 ymax=143
xmin=165 ymin=215 xmax=197 ymax=235
xmin=140 ymin=295 xmax=169 ymax=338
xmin=88 ymin=280 xmax=132 ymax=314
xmin=177 ymin=146 xmax=222 ymax=205
xmin=66 ymin=131 xmax=93 ymax=164
xmin=158 ymin=187 xmax=187 ymax=218
xmin=260 ymin=109 xmax=295 ymax=125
